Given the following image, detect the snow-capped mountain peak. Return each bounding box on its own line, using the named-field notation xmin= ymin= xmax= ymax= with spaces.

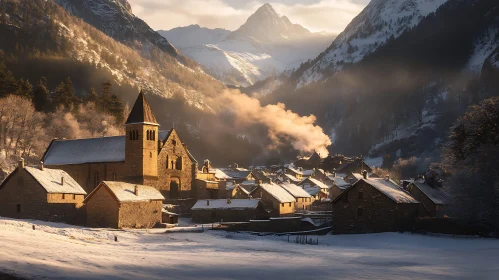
xmin=228 ymin=3 xmax=311 ymax=44
xmin=297 ymin=0 xmax=449 ymax=87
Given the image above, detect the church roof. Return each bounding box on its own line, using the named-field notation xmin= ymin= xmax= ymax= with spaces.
xmin=125 ymin=91 xmax=158 ymax=125
xmin=43 ymin=136 xmax=126 ymax=165
xmin=43 ymin=130 xmax=195 ymax=166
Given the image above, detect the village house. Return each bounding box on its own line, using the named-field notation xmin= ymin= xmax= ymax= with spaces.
xmin=344 ymin=172 xmax=364 ymax=184
xmin=303 ymin=185 xmax=328 ymax=200
xmin=407 ymin=181 xmax=448 ymax=217
xmin=299 ymin=177 xmax=330 ymax=196
xmin=250 ymin=183 xmax=296 ymax=217
xmin=294 ymin=151 xmax=323 ymax=169
xmin=336 ymin=158 xmax=372 ymax=175
xmin=191 ymin=199 xmax=268 ymax=223
xmin=84 ymin=181 xmax=164 ymax=229
xmin=0 ymin=159 xmax=86 ymax=224
xmin=282 ymin=173 xmax=302 ymax=184
xmin=194 ymin=170 xmax=220 ymax=200
xmin=331 ymin=172 xmax=426 ymax=234
xmin=279 ymin=182 xmax=313 ymax=211
xmin=328 ymin=176 xmax=351 ymax=200
xmin=41 ymin=91 xmax=198 ymax=200
xmin=285 ymin=167 xmax=304 ymax=180
xmin=310 ymin=168 xmax=332 ymax=184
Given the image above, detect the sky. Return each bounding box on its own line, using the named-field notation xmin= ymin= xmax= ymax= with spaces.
xmin=127 ymin=0 xmax=371 ymax=34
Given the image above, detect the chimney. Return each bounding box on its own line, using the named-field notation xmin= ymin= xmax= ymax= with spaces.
xmin=362 ymin=170 xmax=368 ymax=180
xmin=332 ymin=168 xmax=336 ymax=178
xmin=385 ymin=175 xmax=390 ymax=182
xmin=135 ymin=185 xmax=139 ymax=196
xmin=39 ymin=161 xmax=44 ymax=171
xmin=18 ymin=158 xmax=24 ymax=171
xmin=61 ymin=177 xmax=64 ymax=186
xmin=227 ymin=198 xmax=231 ymax=204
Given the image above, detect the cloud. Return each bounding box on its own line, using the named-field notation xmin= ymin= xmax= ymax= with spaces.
xmin=128 ymin=0 xmax=369 ymax=34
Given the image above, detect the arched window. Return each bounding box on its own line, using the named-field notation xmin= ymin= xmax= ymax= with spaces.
xmin=135 ymin=130 xmax=139 ymax=140
xmin=129 ymin=130 xmax=133 ymax=140
xmin=166 ymin=155 xmax=169 ymax=169
xmin=146 ymin=130 xmax=150 ymax=140
xmin=176 ymin=157 xmax=183 ymax=170
xmin=150 ymin=151 xmax=152 ymax=158
xmin=152 ymin=131 xmax=155 ymax=141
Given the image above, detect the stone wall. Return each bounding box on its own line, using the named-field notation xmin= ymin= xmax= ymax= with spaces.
xmin=193 ymin=179 xmax=219 ymax=199
xmin=118 ymin=200 xmax=163 ymax=229
xmin=331 ymin=180 xmax=421 ymax=234
xmin=0 ymin=168 xmax=83 ymax=224
xmin=86 ymin=186 xmax=119 ymax=228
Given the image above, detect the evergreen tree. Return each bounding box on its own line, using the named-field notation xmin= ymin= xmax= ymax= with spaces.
xmin=108 ymin=93 xmax=124 ymax=124
xmin=86 ymin=87 xmax=98 ymax=103
xmin=32 ymin=77 xmax=50 ymax=112
xmin=53 ymin=77 xmax=78 ymax=110
xmin=0 ymin=0 xmax=6 ymax=25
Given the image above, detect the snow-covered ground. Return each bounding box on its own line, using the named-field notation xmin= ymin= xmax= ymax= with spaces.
xmin=0 ymin=217 xmax=498 ymax=279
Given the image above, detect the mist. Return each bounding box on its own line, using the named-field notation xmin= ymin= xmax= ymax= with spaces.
xmin=214 ymin=89 xmax=332 ymax=157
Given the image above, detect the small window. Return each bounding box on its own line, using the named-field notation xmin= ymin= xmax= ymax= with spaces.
xmin=73 ymin=194 xmax=76 ymax=200
xmin=357 ymin=208 xmax=363 ymax=217
xmin=281 ymin=203 xmax=284 ymax=207
xmin=147 ymin=130 xmax=150 ymax=140
xmin=62 ymin=194 xmax=66 ymax=199
xmin=288 ymin=202 xmax=292 ymax=207
xmin=358 ymin=192 xmax=364 ymax=200
xmin=150 ymin=152 xmax=153 ymax=158
xmin=17 ymin=204 xmax=21 ymax=213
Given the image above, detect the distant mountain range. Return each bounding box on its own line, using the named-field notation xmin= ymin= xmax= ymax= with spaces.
xmin=158 ymin=4 xmax=335 ymax=86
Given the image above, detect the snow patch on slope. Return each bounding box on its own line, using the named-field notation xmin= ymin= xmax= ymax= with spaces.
xmin=298 ymin=0 xmax=449 ymax=87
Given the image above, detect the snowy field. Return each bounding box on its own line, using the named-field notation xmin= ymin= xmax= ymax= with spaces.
xmin=0 ymin=218 xmax=498 ymax=280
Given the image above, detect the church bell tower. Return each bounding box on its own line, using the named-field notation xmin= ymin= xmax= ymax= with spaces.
xmin=124 ymin=90 xmax=159 ymax=184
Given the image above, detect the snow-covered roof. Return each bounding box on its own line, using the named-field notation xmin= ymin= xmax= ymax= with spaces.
xmin=24 ymin=166 xmax=86 ymax=195
xmin=330 ymin=177 xmax=351 ymax=190
xmin=283 ymin=174 xmax=301 ymax=183
xmin=43 ymin=136 xmax=126 ymax=165
xmin=412 ymin=182 xmax=448 ymax=205
xmin=85 ymin=181 xmax=164 ymax=203
xmin=279 ymin=182 xmax=312 ymax=198
xmin=302 ymin=169 xmax=315 ymax=176
xmin=257 ymin=183 xmax=295 ymax=203
xmin=223 ymin=170 xmax=252 ymax=179
xmin=191 ymin=199 xmax=260 ymax=210
xmin=362 ymin=178 xmax=419 ymax=204
xmin=287 ymin=167 xmax=303 ymax=175
xmin=302 ymin=177 xmax=329 ymax=190
xmin=303 ymin=185 xmax=321 ymax=196
xmin=347 ymin=173 xmax=364 ymax=181
xmin=214 ymin=169 xmax=232 ymax=180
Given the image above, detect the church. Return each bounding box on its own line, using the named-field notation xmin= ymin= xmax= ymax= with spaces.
xmin=41 ymin=91 xmax=198 ymax=199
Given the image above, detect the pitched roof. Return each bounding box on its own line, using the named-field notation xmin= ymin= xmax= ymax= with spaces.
xmin=301 ymin=177 xmax=329 ymax=190
xmin=191 ymin=199 xmax=260 ymax=210
xmin=340 ymin=178 xmax=419 ymax=204
xmin=24 ymin=166 xmax=86 ymax=195
xmin=303 ymin=185 xmax=322 ymax=196
xmin=43 ymin=130 xmax=178 ymax=166
xmin=330 ymin=177 xmax=351 ymax=190
xmin=283 ymin=173 xmax=301 ymax=183
xmin=222 ymin=170 xmax=252 ymax=179
xmin=84 ymin=181 xmax=164 ymax=203
xmin=287 ymin=167 xmax=303 ymax=175
xmin=43 ymin=136 xmax=125 ymax=165
xmin=412 ymin=182 xmax=448 ymax=205
xmin=125 ymin=91 xmax=158 ymax=125
xmin=279 ymin=182 xmax=312 ymax=198
xmin=257 ymin=183 xmax=295 ymax=203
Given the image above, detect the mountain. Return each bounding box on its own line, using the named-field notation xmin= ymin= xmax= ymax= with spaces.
xmin=158 ymin=25 xmax=231 ymax=49
xmin=294 ymin=0 xmax=450 ymax=87
xmin=159 ymin=3 xmax=335 ymax=87
xmin=257 ymin=0 xmax=499 ymax=163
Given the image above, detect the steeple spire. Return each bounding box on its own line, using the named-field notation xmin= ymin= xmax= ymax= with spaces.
xmin=125 ymin=90 xmax=158 ymax=126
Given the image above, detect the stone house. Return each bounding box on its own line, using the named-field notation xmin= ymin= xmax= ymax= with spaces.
xmin=0 ymin=159 xmax=86 ymax=224
xmin=84 ymin=181 xmax=164 ymax=228
xmin=343 ymin=173 xmax=364 ymax=185
xmin=303 ymin=185 xmax=328 ymax=200
xmin=41 ymin=91 xmax=198 ymax=200
xmin=250 ymin=183 xmax=295 ymax=217
xmin=279 ymin=182 xmax=313 ymax=210
xmin=191 ymin=199 xmax=268 ymax=223
xmin=331 ymin=174 xmax=426 ymax=234
xmin=336 ymin=158 xmax=372 ymax=174
xmin=407 ymin=181 xmax=448 ymax=217
xmin=328 ymin=177 xmax=351 ymax=200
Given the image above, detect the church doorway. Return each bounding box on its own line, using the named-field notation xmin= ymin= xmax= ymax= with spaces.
xmin=170 ymin=179 xmax=180 ymax=198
